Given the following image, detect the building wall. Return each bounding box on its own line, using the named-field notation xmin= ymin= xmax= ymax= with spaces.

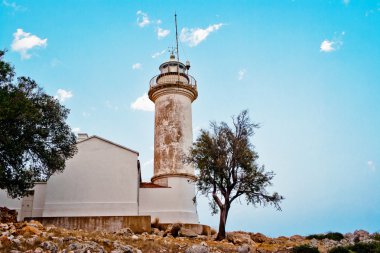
xmin=0 ymin=190 xmax=22 ymax=221
xmin=139 ymin=176 xmax=199 ymax=224
xmin=153 ymin=93 xmax=194 ymax=178
xmin=43 ymin=137 xmax=139 ymax=217
xmin=32 ymin=183 xmax=47 ymax=217
xmin=0 ymin=183 xmax=47 ymax=221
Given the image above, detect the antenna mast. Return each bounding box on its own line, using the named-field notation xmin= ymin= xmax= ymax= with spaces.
xmin=175 ymin=13 xmax=180 ymax=62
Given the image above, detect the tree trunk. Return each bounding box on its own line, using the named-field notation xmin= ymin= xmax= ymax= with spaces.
xmin=216 ymin=206 xmax=227 ymax=240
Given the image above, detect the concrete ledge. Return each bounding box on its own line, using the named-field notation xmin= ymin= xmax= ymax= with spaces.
xmin=25 ymin=216 xmax=151 ymax=234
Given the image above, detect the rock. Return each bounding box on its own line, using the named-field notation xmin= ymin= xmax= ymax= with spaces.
xmin=41 ymin=241 xmax=58 ymax=253
xmin=113 ymin=241 xmax=134 ymax=253
xmin=115 ymin=227 xmax=134 ymax=237
xmin=250 ymin=233 xmax=269 ymax=243
xmin=185 ymin=244 xmax=209 ymax=253
xmin=227 ymin=232 xmax=254 ymax=245
xmin=0 ymin=235 xmax=12 ymax=248
xmin=237 ymin=244 xmax=252 ymax=253
xmin=289 ymin=235 xmax=304 ymax=242
xmin=0 ymin=207 xmax=18 ymax=223
xmin=179 ymin=228 xmax=198 ymax=238
xmin=33 ymin=248 xmax=44 ymax=253
xmin=354 ymin=229 xmax=370 ymax=242
xmin=131 ymin=234 xmax=139 ymax=240
xmin=152 ymin=228 xmax=161 ymax=235
xmin=68 ymin=241 xmax=105 ymax=253
xmin=165 ymin=223 xmax=182 ymax=237
xmin=21 ymin=225 xmax=42 ymax=235
xmin=26 ymin=220 xmax=44 ymax=230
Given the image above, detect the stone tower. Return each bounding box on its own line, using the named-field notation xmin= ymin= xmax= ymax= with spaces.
xmin=148 ymin=53 xmax=198 ymax=186
xmin=147 ymin=52 xmax=199 ymax=223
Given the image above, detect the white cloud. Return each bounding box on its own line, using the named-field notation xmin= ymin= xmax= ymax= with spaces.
xmin=132 ymin=63 xmax=142 ymax=70
xmin=320 ymin=40 xmax=335 ymax=52
xmin=54 ymin=89 xmax=73 ymax=102
xmin=157 ymin=27 xmax=170 ymax=39
xmin=2 ymin=0 xmax=25 ymax=11
xmin=320 ymin=32 xmax=345 ymax=53
xmin=131 ymin=93 xmax=154 ymax=112
xmin=367 ymin=160 xmax=376 ymax=172
xmin=180 ymin=23 xmax=223 ymax=47
xmin=238 ymin=69 xmax=246 ymax=80
xmin=343 ymin=0 xmax=350 ymax=5
xmin=105 ymin=100 xmax=119 ymax=111
xmin=136 ymin=10 xmax=150 ymax=27
xmin=72 ymin=127 xmax=81 ymax=134
xmin=152 ymin=49 xmax=166 ymax=58
xmin=11 ymin=29 xmax=47 ymax=59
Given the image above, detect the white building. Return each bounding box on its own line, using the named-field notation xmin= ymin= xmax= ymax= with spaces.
xmin=0 ymin=54 xmax=200 ymax=225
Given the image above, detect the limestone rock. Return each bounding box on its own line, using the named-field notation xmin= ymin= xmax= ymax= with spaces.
xmin=21 ymin=225 xmax=42 ymax=235
xmin=237 ymin=244 xmax=254 ymax=253
xmin=185 ymin=244 xmax=209 ymax=253
xmin=250 ymin=233 xmax=269 ymax=243
xmin=40 ymin=241 xmax=58 ymax=253
xmin=166 ymin=223 xmax=182 ymax=237
xmin=115 ymin=227 xmax=134 ymax=237
xmin=227 ymin=232 xmax=254 ymax=245
xmin=179 ymin=228 xmax=198 ymax=238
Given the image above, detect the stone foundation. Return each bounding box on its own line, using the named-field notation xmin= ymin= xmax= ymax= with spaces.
xmin=24 ymin=216 xmax=151 ymax=234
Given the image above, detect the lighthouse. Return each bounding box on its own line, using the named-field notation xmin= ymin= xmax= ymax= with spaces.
xmin=148 ymin=53 xmax=198 ymax=185
xmin=145 ymin=50 xmax=199 ymax=223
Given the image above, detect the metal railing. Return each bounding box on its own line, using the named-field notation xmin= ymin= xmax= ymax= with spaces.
xmin=149 ymin=72 xmax=197 ymax=89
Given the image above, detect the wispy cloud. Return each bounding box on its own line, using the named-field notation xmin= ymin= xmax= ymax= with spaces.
xmin=105 ymin=100 xmax=119 ymax=111
xmin=367 ymin=160 xmax=376 ymax=172
xmin=136 ymin=10 xmax=150 ymax=27
xmin=157 ymin=27 xmax=170 ymax=39
xmin=131 ymin=93 xmax=154 ymax=112
xmin=132 ymin=63 xmax=142 ymax=70
xmin=320 ymin=32 xmax=345 ymax=53
xmin=2 ymin=0 xmax=26 ymax=11
xmin=11 ymin=29 xmax=47 ymax=59
xmin=152 ymin=49 xmax=167 ymax=59
xmin=180 ymin=23 xmax=223 ymax=47
xmin=142 ymin=159 xmax=153 ymax=168
xmin=238 ymin=69 xmax=246 ymax=80
xmin=55 ymin=89 xmax=73 ymax=102
xmin=50 ymin=58 xmax=61 ymax=67
xmin=342 ymin=0 xmax=350 ymax=6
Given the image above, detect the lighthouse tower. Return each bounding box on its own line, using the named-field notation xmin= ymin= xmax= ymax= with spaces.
xmin=146 ymin=51 xmax=199 ymax=223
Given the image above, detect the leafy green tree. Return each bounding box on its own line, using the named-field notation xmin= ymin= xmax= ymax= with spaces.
xmin=0 ymin=50 xmax=77 ymax=198
xmin=187 ymin=110 xmax=283 ymax=240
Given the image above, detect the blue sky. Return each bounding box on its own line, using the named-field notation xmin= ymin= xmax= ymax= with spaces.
xmin=1 ymin=0 xmax=380 ymax=237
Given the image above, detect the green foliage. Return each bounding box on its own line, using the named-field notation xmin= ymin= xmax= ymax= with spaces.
xmin=329 ymin=242 xmax=380 ymax=253
xmin=328 ymin=246 xmax=350 ymax=253
xmin=373 ymin=233 xmax=380 ymax=241
xmin=349 ymin=242 xmax=380 ymax=253
xmin=292 ymin=244 xmax=319 ymax=253
xmin=0 ymin=50 xmax=77 ymax=198
xmin=187 ymin=110 xmax=283 ymax=239
xmin=306 ymin=232 xmax=344 ymax=241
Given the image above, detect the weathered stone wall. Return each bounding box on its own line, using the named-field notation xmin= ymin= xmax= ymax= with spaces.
xmin=153 ymin=93 xmax=194 ymax=178
xmin=25 ymin=216 xmax=151 ymax=233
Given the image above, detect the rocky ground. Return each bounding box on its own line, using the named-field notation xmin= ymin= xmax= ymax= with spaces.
xmin=0 ymin=220 xmax=379 ymax=253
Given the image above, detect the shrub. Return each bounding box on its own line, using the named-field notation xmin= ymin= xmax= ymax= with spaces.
xmin=373 ymin=233 xmax=380 ymax=241
xmin=348 ymin=241 xmax=380 ymax=253
xmin=328 ymin=246 xmax=350 ymax=253
xmin=292 ymin=244 xmax=319 ymax=253
xmin=306 ymin=232 xmax=344 ymax=241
